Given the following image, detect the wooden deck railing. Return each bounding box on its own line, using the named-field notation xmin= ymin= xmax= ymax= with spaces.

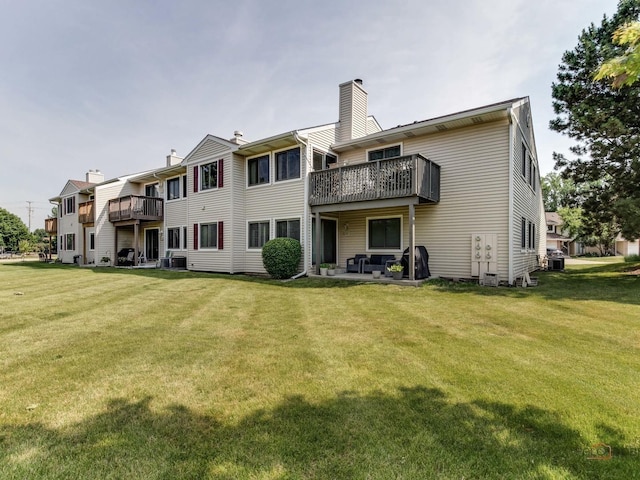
xmin=108 ymin=195 xmax=163 ymax=222
xmin=78 ymin=200 xmax=95 ymax=224
xmin=309 ymin=154 xmax=440 ymax=206
xmin=44 ymin=217 xmax=57 ymax=234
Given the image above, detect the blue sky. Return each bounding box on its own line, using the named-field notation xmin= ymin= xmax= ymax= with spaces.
xmin=0 ymin=0 xmax=619 ymax=230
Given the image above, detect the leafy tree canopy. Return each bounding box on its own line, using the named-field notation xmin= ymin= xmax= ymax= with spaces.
xmin=0 ymin=207 xmax=30 ymax=251
xmin=550 ymin=0 xmax=640 ymax=241
xmin=540 ymin=172 xmax=577 ymax=211
xmin=595 ymin=21 xmax=640 ymax=87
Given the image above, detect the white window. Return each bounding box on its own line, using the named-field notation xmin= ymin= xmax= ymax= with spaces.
xmin=312 ymin=149 xmax=337 ymax=171
xmin=275 ymin=148 xmax=300 ymax=181
xmin=200 ymin=223 xmax=218 ymax=249
xmin=248 ymin=221 xmax=270 ymax=249
xmin=368 ymin=144 xmax=401 ymax=162
xmin=65 ymin=233 xmax=76 ymax=251
xmin=201 ymin=162 xmax=218 ymax=190
xmin=167 ymin=227 xmax=181 ymax=249
xmin=367 ymin=216 xmax=402 ymax=250
xmin=248 ymin=154 xmax=270 ymax=186
xmin=64 ymin=197 xmax=75 ymax=215
xmin=276 ymin=219 xmax=300 ymax=241
xmin=167 ymin=177 xmax=180 ymax=200
xmin=145 ymin=183 xmax=159 ymax=197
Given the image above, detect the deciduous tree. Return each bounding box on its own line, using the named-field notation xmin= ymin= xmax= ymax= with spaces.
xmin=595 ymin=21 xmax=640 ymax=87
xmin=0 ymin=207 xmax=30 ymax=251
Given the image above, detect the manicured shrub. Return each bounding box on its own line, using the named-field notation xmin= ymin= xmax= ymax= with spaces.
xmin=624 ymin=254 xmax=640 ymax=263
xmin=262 ymin=238 xmax=302 ymax=279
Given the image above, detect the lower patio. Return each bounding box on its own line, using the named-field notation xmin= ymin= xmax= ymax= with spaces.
xmin=307 ymin=270 xmax=428 ymax=287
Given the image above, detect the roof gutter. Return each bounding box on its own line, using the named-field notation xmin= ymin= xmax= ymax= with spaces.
xmin=332 ymin=99 xmax=518 ymax=152
xmin=293 ymin=130 xmax=311 ymax=275
xmin=508 ymin=108 xmax=515 ymax=285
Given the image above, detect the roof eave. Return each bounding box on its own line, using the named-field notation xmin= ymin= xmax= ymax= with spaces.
xmin=331 ymin=99 xmax=521 ymax=152
xmin=235 ymin=131 xmax=299 ymax=157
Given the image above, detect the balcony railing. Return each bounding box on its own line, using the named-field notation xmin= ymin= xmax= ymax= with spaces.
xmin=78 ymin=200 xmax=95 ymax=224
xmin=44 ymin=217 xmax=57 ymax=234
xmin=309 ymin=154 xmax=440 ymax=207
xmin=108 ymin=195 xmax=163 ymax=222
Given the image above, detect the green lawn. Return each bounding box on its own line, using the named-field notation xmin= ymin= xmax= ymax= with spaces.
xmin=1 ymin=261 xmax=639 ymax=479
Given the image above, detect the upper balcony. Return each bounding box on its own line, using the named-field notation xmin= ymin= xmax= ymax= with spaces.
xmin=309 ymin=154 xmax=440 ymax=208
xmin=44 ymin=217 xmax=57 ymax=234
xmin=108 ymin=195 xmax=163 ymax=223
xmin=78 ymin=200 xmax=95 ymax=224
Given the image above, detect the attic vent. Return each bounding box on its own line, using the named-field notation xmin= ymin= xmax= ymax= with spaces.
xmin=435 ymin=124 xmax=448 ymax=132
xmin=471 ymin=116 xmax=484 ymax=124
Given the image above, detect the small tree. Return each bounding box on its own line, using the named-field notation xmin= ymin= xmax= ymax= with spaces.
xmin=557 ymin=207 xmax=584 ymax=239
xmin=262 ymin=238 xmax=302 ymax=279
xmin=18 ymin=239 xmax=33 ymax=255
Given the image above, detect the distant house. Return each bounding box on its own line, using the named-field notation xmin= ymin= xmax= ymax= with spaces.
xmin=47 ymin=80 xmax=545 ymax=284
xmin=613 ymin=234 xmax=639 ymax=256
xmin=545 ymin=211 xmax=579 ymax=256
xmin=545 ymin=211 xmax=639 ymax=257
xmin=47 ymin=172 xmax=103 ymax=264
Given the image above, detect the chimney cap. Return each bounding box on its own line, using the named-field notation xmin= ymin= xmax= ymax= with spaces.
xmin=234 ymin=130 xmax=243 ymax=138
xmin=170 ymin=149 xmax=177 ymax=155
xmin=354 ymin=78 xmax=363 ymax=85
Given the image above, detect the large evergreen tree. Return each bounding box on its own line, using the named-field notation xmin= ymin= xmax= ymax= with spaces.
xmin=550 ymin=0 xmax=640 ymax=241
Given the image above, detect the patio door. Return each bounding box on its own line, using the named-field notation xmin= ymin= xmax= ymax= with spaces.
xmin=145 ymin=229 xmax=159 ymax=260
xmin=312 ymin=218 xmax=337 ymax=265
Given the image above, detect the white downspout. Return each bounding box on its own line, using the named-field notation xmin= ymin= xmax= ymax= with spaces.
xmin=293 ymin=131 xmax=309 ymax=278
xmin=508 ymin=108 xmax=515 ymax=285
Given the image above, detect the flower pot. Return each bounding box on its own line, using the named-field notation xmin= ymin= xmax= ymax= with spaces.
xmin=327 ymin=269 xmax=336 ymax=276
xmin=392 ymin=271 xmax=403 ymax=280
xmin=320 ymin=267 xmax=328 ymax=276
xmin=372 ymin=270 xmax=381 ymax=279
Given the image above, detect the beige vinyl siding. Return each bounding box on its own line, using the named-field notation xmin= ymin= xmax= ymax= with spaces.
xmin=187 ymin=152 xmax=234 ymax=272
xmin=57 ymin=191 xmax=87 ymax=263
xmin=338 ymin=82 xmax=368 ymax=142
xmin=186 ymin=138 xmax=233 ymax=163
xmin=244 ymin=146 xmax=308 ymax=273
xmin=334 ymin=120 xmax=512 ymax=280
xmin=164 ymin=182 xmax=187 ymax=256
xmin=231 ymin=154 xmax=245 ymax=273
xmin=307 ymin=127 xmax=337 ymax=153
xmin=367 ymin=116 xmax=382 ymax=135
xmin=511 ymin=102 xmax=543 ymax=280
xmin=335 ymin=207 xmax=408 ymax=267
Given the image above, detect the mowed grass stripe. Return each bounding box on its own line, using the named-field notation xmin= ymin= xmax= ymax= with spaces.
xmin=1 ymin=261 xmax=639 ymax=479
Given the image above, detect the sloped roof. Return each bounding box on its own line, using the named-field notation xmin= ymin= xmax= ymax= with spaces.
xmin=69 ymin=180 xmax=95 ymax=190
xmin=547 ymin=232 xmax=571 ymax=241
xmin=331 ymin=97 xmax=527 ymax=152
xmin=545 ymin=212 xmax=563 ymax=225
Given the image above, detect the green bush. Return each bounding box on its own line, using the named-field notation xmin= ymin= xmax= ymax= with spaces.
xmin=262 ymin=238 xmax=302 ymax=279
xmin=624 ymin=254 xmax=640 ymax=263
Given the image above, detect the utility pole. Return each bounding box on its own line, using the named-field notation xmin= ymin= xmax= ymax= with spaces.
xmin=26 ymin=201 xmax=34 ymax=232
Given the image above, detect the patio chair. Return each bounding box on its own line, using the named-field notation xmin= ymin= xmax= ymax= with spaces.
xmin=346 ymin=254 xmax=368 ymax=273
